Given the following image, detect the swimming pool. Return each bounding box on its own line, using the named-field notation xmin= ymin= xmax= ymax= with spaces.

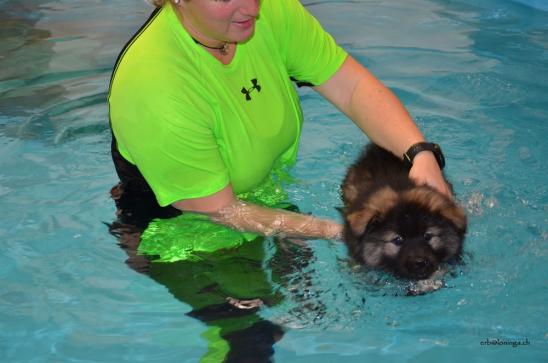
xmin=1 ymin=0 xmax=546 ymax=361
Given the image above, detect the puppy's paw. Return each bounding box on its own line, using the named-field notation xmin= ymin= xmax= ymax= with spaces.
xmin=406 ymin=278 xmax=444 ymax=296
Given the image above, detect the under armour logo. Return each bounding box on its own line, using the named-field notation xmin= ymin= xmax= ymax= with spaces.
xmin=241 ymin=79 xmax=261 ymax=101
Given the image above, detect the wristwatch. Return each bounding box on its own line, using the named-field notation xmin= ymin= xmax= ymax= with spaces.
xmin=403 ymin=142 xmax=445 ymax=170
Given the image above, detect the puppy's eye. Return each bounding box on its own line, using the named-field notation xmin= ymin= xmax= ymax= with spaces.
xmin=392 ymin=235 xmax=404 ymax=246
xmin=364 ymin=216 xmax=380 ymax=234
xmin=424 ymin=232 xmax=434 ymax=240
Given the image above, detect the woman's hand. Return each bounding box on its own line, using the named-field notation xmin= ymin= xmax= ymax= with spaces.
xmin=408 ymin=151 xmax=453 ymax=198
xmin=323 ymin=220 xmax=344 ymax=241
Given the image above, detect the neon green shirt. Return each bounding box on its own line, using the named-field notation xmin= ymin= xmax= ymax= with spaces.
xmin=109 ymin=0 xmax=347 ymax=207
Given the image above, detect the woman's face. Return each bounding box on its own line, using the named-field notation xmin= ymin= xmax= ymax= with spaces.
xmin=179 ymin=0 xmax=260 ymax=44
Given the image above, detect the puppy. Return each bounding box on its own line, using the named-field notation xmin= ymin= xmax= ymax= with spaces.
xmin=341 ymin=144 xmax=467 ymax=294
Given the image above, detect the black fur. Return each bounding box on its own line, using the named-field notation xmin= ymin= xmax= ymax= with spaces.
xmin=341 ymin=144 xmax=467 ymax=281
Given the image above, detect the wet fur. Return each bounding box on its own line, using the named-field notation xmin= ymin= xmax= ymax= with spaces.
xmin=341 ymin=144 xmax=467 ymax=287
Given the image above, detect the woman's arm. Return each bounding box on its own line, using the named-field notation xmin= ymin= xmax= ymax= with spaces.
xmin=172 ymin=184 xmax=342 ymax=240
xmin=314 ymin=55 xmax=452 ymax=197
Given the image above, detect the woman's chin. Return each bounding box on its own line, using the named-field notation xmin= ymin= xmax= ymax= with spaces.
xmin=231 ymin=22 xmax=256 ymax=43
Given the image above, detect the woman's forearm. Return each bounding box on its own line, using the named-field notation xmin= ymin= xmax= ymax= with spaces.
xmin=172 ymin=185 xmax=342 ymax=239
xmin=347 ymin=68 xmax=425 ymax=155
xmin=316 ymin=56 xmax=425 ymax=156
xmin=315 ymin=56 xmax=451 ymax=196
xmin=208 ymin=200 xmax=342 ymax=240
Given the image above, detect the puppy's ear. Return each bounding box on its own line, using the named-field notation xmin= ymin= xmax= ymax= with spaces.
xmin=346 ymin=186 xmax=399 ymax=236
xmin=341 ymin=168 xmax=360 ymax=205
xmin=441 ymin=204 xmax=467 ymax=233
xmin=347 ymin=209 xmax=378 ymax=237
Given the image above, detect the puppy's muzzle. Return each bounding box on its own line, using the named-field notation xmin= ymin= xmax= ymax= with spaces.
xmin=406 ymin=257 xmax=435 ymax=279
xmin=399 ymin=243 xmax=439 ymax=279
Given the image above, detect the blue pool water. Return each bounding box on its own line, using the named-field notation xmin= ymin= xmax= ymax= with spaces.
xmin=1 ymin=0 xmax=546 ymax=362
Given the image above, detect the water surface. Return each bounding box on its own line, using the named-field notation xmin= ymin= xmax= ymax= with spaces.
xmin=1 ymin=0 xmax=546 ymax=362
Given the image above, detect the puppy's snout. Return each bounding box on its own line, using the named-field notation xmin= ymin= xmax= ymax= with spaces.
xmin=414 ymin=258 xmax=429 ymax=270
xmin=404 ymin=255 xmax=437 ymax=279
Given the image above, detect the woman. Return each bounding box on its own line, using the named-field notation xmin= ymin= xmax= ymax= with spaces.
xmin=109 ymin=0 xmax=450 ymax=242
xmin=108 ymin=1 xmax=452 ymax=360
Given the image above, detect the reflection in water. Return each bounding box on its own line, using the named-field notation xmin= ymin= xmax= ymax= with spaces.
xmin=0 ymin=1 xmax=61 ymax=115
xmin=107 ymin=163 xmax=317 ymax=362
xmin=0 ymin=0 xmax=149 ymax=145
xmin=145 ymin=243 xmax=285 ymax=363
xmin=0 ymin=1 xmax=52 ymax=80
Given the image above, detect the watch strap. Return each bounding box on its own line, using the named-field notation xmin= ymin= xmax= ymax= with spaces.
xmin=403 ymin=142 xmax=446 ymax=169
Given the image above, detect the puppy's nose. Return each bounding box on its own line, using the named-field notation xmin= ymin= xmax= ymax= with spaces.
xmin=407 ymin=258 xmax=433 ymax=279
xmin=414 ymin=258 xmax=429 ymax=271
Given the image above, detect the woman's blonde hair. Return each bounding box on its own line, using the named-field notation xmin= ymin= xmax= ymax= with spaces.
xmin=146 ymin=0 xmax=167 ymax=6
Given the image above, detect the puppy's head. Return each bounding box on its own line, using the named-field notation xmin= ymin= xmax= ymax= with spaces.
xmin=343 ymin=186 xmax=467 ymax=280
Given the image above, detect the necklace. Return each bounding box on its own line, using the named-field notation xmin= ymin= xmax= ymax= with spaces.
xmin=192 ymin=37 xmax=229 ymax=55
